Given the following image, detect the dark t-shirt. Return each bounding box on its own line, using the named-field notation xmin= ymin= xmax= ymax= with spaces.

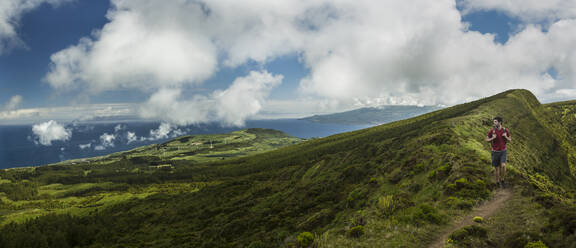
xmin=488 ymin=127 xmax=510 ymax=151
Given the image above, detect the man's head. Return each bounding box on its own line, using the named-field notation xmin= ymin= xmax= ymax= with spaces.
xmin=493 ymin=116 xmax=503 ymax=127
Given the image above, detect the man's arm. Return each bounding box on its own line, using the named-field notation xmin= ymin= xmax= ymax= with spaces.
xmin=486 ymin=130 xmax=496 ymax=142
xmin=503 ymin=129 xmax=511 ymax=142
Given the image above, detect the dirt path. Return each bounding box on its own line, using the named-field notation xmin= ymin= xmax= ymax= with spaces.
xmin=428 ymin=188 xmax=513 ymax=248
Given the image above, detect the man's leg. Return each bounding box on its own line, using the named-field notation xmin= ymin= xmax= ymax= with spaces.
xmin=501 ymin=162 xmax=506 ymax=184
xmin=494 ymin=166 xmax=500 ymax=186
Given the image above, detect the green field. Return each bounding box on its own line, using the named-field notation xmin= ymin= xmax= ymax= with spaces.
xmin=0 ymin=129 xmax=301 ymax=230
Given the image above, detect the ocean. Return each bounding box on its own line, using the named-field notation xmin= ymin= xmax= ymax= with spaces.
xmin=0 ymin=119 xmax=372 ymax=169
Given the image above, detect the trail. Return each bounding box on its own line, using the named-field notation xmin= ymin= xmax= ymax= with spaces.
xmin=428 ymin=188 xmax=513 ymax=248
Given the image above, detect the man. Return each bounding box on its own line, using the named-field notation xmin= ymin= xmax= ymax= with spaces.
xmin=486 ymin=116 xmax=511 ymax=188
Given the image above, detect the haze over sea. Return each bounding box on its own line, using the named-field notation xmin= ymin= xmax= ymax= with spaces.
xmin=0 ymin=119 xmax=370 ymax=169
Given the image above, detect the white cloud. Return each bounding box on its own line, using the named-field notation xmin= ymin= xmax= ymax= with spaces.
xmin=94 ymin=132 xmax=115 ymax=150
xmin=3 ymin=95 xmax=23 ymax=111
xmin=140 ymin=70 xmax=282 ymax=126
xmin=32 ymin=120 xmax=71 ymax=146
xmin=114 ymin=124 xmax=125 ymax=132
xmin=149 ymin=122 xmax=175 ymax=140
xmin=214 ymin=71 xmax=283 ymax=126
xmin=78 ymin=143 xmax=91 ymax=150
xmin=0 ymin=103 xmax=138 ymax=124
xmin=126 ymin=131 xmax=138 ymax=144
xmin=0 ymin=0 xmax=72 ymax=54
xmin=459 ymin=0 xmax=576 ymax=23
xmin=44 ymin=0 xmax=576 ymax=118
xmin=44 ymin=0 xmax=217 ymax=91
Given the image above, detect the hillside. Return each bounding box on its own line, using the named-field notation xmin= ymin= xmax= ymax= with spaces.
xmin=0 ymin=90 xmax=575 ymax=248
xmin=545 ymin=100 xmax=576 ymax=137
xmin=300 ymin=105 xmax=442 ymax=125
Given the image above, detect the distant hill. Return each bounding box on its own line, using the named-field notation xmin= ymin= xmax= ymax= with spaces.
xmin=300 ymin=105 xmax=442 ymax=125
xmin=0 ymin=90 xmax=575 ymax=248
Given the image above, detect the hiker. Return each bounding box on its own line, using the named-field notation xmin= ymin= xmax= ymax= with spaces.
xmin=486 ymin=116 xmax=511 ymax=188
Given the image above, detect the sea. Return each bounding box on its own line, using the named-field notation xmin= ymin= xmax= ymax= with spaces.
xmin=0 ymin=119 xmax=372 ymax=169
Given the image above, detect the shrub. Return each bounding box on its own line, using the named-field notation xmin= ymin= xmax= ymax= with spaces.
xmin=524 ymin=241 xmax=548 ymax=248
xmin=297 ymin=232 xmax=314 ymax=248
xmin=449 ymin=225 xmax=487 ymax=241
xmin=376 ymin=194 xmax=414 ymax=217
xmin=350 ymin=210 xmax=367 ymax=226
xmin=503 ymin=231 xmax=542 ymax=248
xmin=454 ymin=178 xmax=468 ymax=188
xmin=408 ymin=183 xmax=422 ymax=193
xmin=473 ymin=216 xmax=483 ymax=223
xmin=369 ymin=177 xmax=378 ymax=185
xmin=444 ymin=177 xmax=489 ymax=200
xmin=413 ymin=163 xmax=426 ymax=174
xmin=347 ymin=225 xmax=365 ymax=238
xmin=444 ymin=196 xmax=475 ymax=210
xmin=346 ymin=187 xmax=368 ymax=208
xmin=0 ymin=181 xmax=38 ymax=201
xmin=377 ymin=195 xmax=395 ymax=217
xmin=247 ymin=241 xmax=268 ymax=248
xmin=412 ymin=204 xmax=445 ymax=225
xmin=428 ymin=163 xmax=451 ymax=181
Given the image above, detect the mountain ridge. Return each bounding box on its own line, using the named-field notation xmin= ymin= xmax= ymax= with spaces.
xmin=0 ymin=89 xmax=574 ymax=247
xmin=299 ymin=105 xmax=442 ymax=125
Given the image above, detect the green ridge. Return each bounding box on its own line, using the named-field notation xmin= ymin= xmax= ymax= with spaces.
xmin=0 ymin=90 xmax=574 ymax=248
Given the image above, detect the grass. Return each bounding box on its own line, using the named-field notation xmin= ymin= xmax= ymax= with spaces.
xmin=0 ymin=91 xmax=574 ymax=247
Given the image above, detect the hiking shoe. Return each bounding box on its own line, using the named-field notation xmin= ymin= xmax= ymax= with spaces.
xmin=500 ymin=180 xmax=506 ymax=188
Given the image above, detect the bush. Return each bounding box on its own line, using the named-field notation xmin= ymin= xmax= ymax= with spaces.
xmin=412 ymin=204 xmax=445 ymax=225
xmin=350 ymin=210 xmax=367 ymax=226
xmin=377 ymin=195 xmax=395 ymax=217
xmin=443 ymin=196 xmax=475 ymax=210
xmin=0 ymin=181 xmax=38 ymax=201
xmin=473 ymin=216 xmax=483 ymax=223
xmin=347 ymin=225 xmax=365 ymax=238
xmin=449 ymin=225 xmax=488 ymax=241
xmin=524 ymin=240 xmax=548 ymax=248
xmin=247 ymin=241 xmax=268 ymax=248
xmin=369 ymin=177 xmax=378 ymax=185
xmin=428 ymin=163 xmax=451 ymax=181
xmin=445 ymin=178 xmax=489 ymax=200
xmin=503 ymin=231 xmax=542 ymax=248
xmin=376 ymin=194 xmax=414 ymax=217
xmin=297 ymin=232 xmax=314 ymax=248
xmin=346 ymin=187 xmax=368 ymax=208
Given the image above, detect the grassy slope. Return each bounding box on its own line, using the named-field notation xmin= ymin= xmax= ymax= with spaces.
xmin=0 ymin=129 xmax=302 ymax=225
xmin=0 ymin=90 xmax=574 ymax=248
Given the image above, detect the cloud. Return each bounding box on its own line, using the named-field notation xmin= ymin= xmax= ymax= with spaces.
xmin=94 ymin=133 xmax=115 ymax=150
xmin=0 ymin=103 xmax=137 ymax=124
xmin=114 ymin=124 xmax=125 ymax=132
xmin=0 ymin=0 xmax=72 ymax=54
xmin=78 ymin=143 xmax=91 ymax=150
xmin=140 ymin=70 xmax=282 ymax=126
xmin=44 ymin=0 xmax=217 ymax=91
xmin=45 ymin=0 xmax=576 ymax=117
xmin=3 ymin=95 xmax=23 ymax=111
xmin=126 ymin=131 xmax=138 ymax=144
xmin=32 ymin=120 xmax=71 ymax=145
xmin=459 ymin=0 xmax=576 ymax=23
xmin=149 ymin=122 xmax=177 ymax=140
xmin=214 ymin=71 xmax=283 ymax=126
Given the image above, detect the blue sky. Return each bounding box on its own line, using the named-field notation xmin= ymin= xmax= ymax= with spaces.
xmin=1 ymin=0 xmax=575 ymax=125
xmin=0 ymin=1 xmax=109 ymax=108
xmin=0 ymin=0 xmax=310 ymax=108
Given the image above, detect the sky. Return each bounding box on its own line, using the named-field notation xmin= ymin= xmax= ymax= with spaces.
xmin=1 ymin=0 xmax=576 ymax=126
